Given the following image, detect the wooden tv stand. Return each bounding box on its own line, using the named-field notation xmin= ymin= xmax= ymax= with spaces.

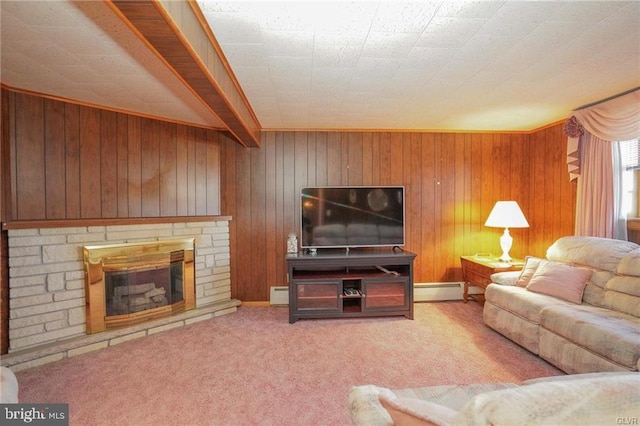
xmin=286 ymin=249 xmax=416 ymax=323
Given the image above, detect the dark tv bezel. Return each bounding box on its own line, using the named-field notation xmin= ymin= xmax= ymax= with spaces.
xmin=299 ymin=185 xmax=406 ymax=249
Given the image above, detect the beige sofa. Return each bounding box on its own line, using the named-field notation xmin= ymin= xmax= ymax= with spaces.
xmin=484 ymin=236 xmax=640 ymax=374
xmin=349 ymin=372 xmax=640 ymax=425
xmin=1 ymin=366 xmax=19 ymax=403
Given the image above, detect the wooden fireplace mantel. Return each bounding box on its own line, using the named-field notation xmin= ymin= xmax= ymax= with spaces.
xmin=2 ymin=215 xmax=232 ymax=230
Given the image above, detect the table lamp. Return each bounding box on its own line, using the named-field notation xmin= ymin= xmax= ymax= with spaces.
xmin=484 ymin=201 xmax=529 ymax=262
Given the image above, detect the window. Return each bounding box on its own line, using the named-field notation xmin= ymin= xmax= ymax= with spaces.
xmin=620 ymin=139 xmax=640 ymax=217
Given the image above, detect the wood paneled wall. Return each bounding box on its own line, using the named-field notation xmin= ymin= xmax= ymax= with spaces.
xmin=1 ymin=88 xmax=576 ymax=305
xmin=2 ymin=90 xmax=225 ymax=220
xmin=222 ymin=127 xmax=576 ymax=301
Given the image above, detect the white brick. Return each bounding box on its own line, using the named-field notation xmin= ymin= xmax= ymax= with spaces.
xmin=10 ymin=261 xmax=83 ymax=278
xmin=8 ymin=229 xmax=39 ymax=237
xmin=67 ymin=233 xmax=107 ymax=244
xmin=11 ymin=311 xmax=65 ymax=328
xmin=66 ymin=279 xmax=85 ymax=290
xmin=186 ymin=222 xmax=213 ymax=228
xmin=196 ymin=274 xmax=215 ymax=285
xmin=11 ymin=324 xmax=85 ymax=350
xmin=68 ymin=307 xmax=85 ymax=325
xmin=195 ymin=235 xmax=213 ymax=247
xmin=10 ymin=293 xmax=53 ymax=309
xmin=10 ymin=354 xmax=65 ymax=372
xmin=185 ymin=313 xmax=213 ymax=325
xmin=87 ymin=226 xmax=106 ymax=233
xmin=212 ymin=232 xmax=229 ymax=241
xmin=40 ymin=227 xmax=88 ymax=235
xmin=106 ymin=229 xmax=173 ymax=241
xmin=54 ymin=289 xmax=84 ymax=302
xmin=213 ymin=279 xmax=231 ymax=288
xmin=10 ymin=275 xmax=46 ymax=288
xmin=68 ymin=341 xmax=109 ymax=357
xmin=43 ymin=244 xmax=81 ymax=263
xmin=110 ymin=331 xmax=146 ymax=346
xmin=10 ymin=323 xmax=44 ymax=339
xmin=45 ymin=319 xmax=68 ymax=331
xmin=196 ymin=247 xmax=215 ymax=256
xmin=148 ymin=321 xmax=183 ymax=335
xmin=216 ymin=259 xmax=230 ymax=267
xmin=66 ymin=270 xmax=85 ymax=281
xmin=9 ymin=255 xmax=42 ymax=267
xmin=10 ymin=235 xmax=66 ymax=247
xmin=11 ymin=285 xmax=46 ymax=298
xmin=10 ymin=298 xmax=83 ymax=319
xmin=9 ymin=246 xmax=41 ymax=257
xmin=47 ymin=273 xmax=65 ymax=292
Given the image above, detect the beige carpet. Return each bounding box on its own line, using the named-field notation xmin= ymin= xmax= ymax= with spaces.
xmin=15 ymin=301 xmax=563 ymax=425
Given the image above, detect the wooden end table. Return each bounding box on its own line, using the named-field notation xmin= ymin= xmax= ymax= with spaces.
xmin=460 ymin=255 xmax=524 ymax=303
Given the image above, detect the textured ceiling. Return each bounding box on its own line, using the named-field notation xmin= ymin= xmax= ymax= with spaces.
xmin=1 ymin=1 xmax=639 ymax=133
xmin=0 ymin=0 xmax=225 ymax=129
xmin=199 ymin=0 xmax=640 ymax=131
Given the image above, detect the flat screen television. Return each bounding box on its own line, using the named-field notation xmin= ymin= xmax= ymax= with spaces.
xmin=300 ymin=186 xmax=405 ymax=249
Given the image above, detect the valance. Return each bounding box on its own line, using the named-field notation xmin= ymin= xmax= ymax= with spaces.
xmin=573 ymin=88 xmax=640 ymax=141
xmin=565 ymin=88 xmax=640 ymax=181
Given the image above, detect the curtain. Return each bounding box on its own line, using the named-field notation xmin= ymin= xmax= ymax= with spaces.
xmin=575 ymin=134 xmax=616 ymax=238
xmin=565 ymin=88 xmax=640 ymax=239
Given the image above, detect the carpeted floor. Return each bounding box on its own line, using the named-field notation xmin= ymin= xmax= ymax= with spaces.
xmin=14 ymin=301 xmax=563 ymax=425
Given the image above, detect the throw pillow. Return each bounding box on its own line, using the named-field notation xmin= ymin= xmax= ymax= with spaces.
xmin=515 ymin=256 xmax=543 ymax=287
xmin=378 ymin=394 xmax=458 ymax=426
xmin=526 ymin=260 xmax=592 ymax=304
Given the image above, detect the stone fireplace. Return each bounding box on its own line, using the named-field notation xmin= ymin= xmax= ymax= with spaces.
xmin=83 ymin=238 xmax=196 ymax=333
xmin=4 ymin=218 xmax=240 ymax=370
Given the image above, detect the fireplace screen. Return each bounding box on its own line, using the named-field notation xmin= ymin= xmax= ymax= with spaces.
xmin=105 ymin=252 xmax=183 ymax=316
xmin=83 ymin=239 xmax=195 ymax=333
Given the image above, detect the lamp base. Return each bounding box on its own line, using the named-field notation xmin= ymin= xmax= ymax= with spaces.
xmin=498 ymin=228 xmax=513 ymax=263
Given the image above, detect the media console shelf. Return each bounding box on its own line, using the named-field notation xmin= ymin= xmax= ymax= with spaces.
xmin=286 ymin=249 xmax=416 ymax=323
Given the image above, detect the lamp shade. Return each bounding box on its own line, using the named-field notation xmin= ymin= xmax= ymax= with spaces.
xmin=484 ymin=201 xmax=529 ymax=229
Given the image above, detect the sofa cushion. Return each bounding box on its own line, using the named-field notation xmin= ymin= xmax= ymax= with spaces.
xmin=606 ymin=275 xmax=640 ymax=298
xmin=485 ymin=284 xmax=572 ymax=324
xmin=526 ymin=260 xmax=592 ymax=304
xmin=604 ymin=276 xmax=640 ymax=318
xmin=514 ymin=256 xmax=543 ymax=287
xmin=618 ymin=248 xmax=640 ymax=277
xmin=546 ymin=236 xmax=639 ymax=273
xmin=540 ymin=305 xmax=640 ymax=370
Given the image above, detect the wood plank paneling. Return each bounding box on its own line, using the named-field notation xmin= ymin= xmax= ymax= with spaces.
xmin=3 ymin=89 xmax=576 ymax=303
xmin=100 ymin=110 xmax=118 ymax=218
xmin=3 ymin=90 xmax=222 ymax=222
xmin=44 ymin=99 xmax=66 ymax=219
xmin=80 ymin=107 xmax=101 ymax=218
xmin=15 ymin=94 xmax=45 ymax=219
xmin=223 ymin=127 xmax=576 ymax=301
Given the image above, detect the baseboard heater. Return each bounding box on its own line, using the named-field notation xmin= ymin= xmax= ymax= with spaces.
xmin=413 ymin=282 xmax=479 ymax=302
xmin=271 ymin=283 xmax=479 ymax=305
xmin=270 ymin=286 xmax=289 ymax=305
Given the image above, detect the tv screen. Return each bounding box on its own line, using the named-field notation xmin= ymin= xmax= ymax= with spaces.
xmin=300 ymin=186 xmax=405 ymax=249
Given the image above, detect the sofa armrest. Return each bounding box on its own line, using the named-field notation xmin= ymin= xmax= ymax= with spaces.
xmin=1 ymin=367 xmax=18 ymax=403
xmin=490 ymin=271 xmax=520 ymax=286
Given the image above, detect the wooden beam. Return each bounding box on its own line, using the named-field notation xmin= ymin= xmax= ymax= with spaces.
xmin=108 ymin=0 xmax=261 ymax=148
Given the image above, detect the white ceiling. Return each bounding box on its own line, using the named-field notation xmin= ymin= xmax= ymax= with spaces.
xmin=1 ymin=1 xmax=639 ymax=133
